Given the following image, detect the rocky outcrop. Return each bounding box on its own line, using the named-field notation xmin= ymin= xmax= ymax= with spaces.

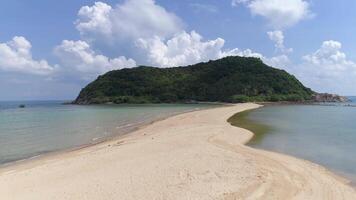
xmin=312 ymin=93 xmax=349 ymax=103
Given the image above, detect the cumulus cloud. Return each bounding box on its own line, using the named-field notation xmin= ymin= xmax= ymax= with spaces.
xmin=74 ymin=0 xmax=283 ymax=69
xmin=75 ymin=0 xmax=183 ymax=45
xmin=76 ymin=2 xmax=113 ymax=41
xmin=62 ymin=1 xmax=296 ymax=77
xmin=284 ymin=40 xmax=356 ymax=94
xmin=302 ymin=40 xmax=356 ymax=76
xmin=267 ymin=30 xmax=284 ymax=49
xmin=136 ymin=31 xmax=263 ymax=67
xmin=267 ymin=30 xmax=293 ymax=53
xmin=232 ymin=0 xmax=312 ymax=29
xmin=54 ymin=40 xmax=136 ymax=78
xmin=0 ymin=36 xmax=56 ymax=75
xmin=265 ymin=55 xmax=291 ymax=68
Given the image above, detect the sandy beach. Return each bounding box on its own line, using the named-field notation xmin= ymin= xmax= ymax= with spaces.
xmin=0 ymin=103 xmax=355 ymax=199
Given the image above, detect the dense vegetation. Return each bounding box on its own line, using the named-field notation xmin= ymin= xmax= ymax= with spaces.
xmin=73 ymin=56 xmax=314 ymax=104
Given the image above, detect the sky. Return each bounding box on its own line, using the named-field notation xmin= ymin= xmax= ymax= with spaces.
xmin=1 ymin=0 xmax=356 ymax=100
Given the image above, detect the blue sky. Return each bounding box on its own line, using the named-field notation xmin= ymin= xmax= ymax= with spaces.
xmin=1 ymin=0 xmax=356 ymax=100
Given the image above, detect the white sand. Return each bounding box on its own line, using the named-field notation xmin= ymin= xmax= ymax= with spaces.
xmin=0 ymin=103 xmax=355 ymax=199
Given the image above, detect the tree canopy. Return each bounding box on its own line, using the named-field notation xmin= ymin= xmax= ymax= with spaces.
xmin=74 ymin=56 xmax=314 ymax=104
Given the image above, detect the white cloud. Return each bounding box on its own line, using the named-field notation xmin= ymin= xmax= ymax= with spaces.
xmin=54 ymin=40 xmax=136 ymax=78
xmin=284 ymin=40 xmax=356 ymax=94
xmin=233 ymin=0 xmax=312 ymax=29
xmin=267 ymin=30 xmax=284 ymax=49
xmin=221 ymin=48 xmax=264 ymax=59
xmin=302 ymin=40 xmax=356 ymax=75
xmin=136 ymin=31 xmax=263 ymax=67
xmin=267 ymin=30 xmax=293 ymax=53
xmin=75 ymin=0 xmax=183 ymax=45
xmin=0 ymin=36 xmax=56 ymax=75
xmin=265 ymin=55 xmax=291 ymax=68
xmin=74 ymin=0 xmax=284 ymax=70
xmin=76 ymin=2 xmax=113 ymax=41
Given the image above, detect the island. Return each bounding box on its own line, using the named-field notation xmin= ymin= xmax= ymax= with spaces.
xmin=2 ymin=57 xmax=355 ymax=199
xmin=73 ymin=56 xmax=317 ymax=104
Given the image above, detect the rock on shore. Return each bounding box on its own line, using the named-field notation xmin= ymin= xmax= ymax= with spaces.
xmin=312 ymin=93 xmax=349 ymax=102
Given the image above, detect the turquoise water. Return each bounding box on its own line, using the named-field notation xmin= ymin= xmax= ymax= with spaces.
xmin=0 ymin=101 xmax=217 ymax=165
xmin=245 ymin=100 xmax=356 ymax=183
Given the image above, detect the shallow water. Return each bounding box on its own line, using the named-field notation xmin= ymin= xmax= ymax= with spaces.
xmin=229 ymin=101 xmax=356 ymax=184
xmin=0 ymin=101 xmax=217 ymax=165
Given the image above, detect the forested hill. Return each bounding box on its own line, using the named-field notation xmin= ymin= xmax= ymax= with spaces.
xmin=73 ymin=56 xmax=314 ymax=104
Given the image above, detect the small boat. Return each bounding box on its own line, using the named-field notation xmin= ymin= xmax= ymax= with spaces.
xmin=19 ymin=104 xmax=26 ymax=108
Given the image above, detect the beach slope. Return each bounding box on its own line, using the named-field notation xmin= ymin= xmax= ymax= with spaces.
xmin=0 ymin=103 xmax=355 ymax=199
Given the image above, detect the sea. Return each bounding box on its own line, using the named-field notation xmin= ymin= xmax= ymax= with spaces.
xmin=0 ymin=101 xmax=217 ymax=165
xmin=2 ymin=99 xmax=356 ymax=185
xmin=232 ymin=97 xmax=356 ymax=184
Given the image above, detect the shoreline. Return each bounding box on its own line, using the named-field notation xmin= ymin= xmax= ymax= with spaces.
xmin=0 ymin=103 xmax=355 ymax=199
xmin=228 ymin=106 xmax=356 ymax=187
xmin=228 ymin=104 xmax=356 ymax=189
xmin=0 ymin=104 xmax=224 ymax=171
